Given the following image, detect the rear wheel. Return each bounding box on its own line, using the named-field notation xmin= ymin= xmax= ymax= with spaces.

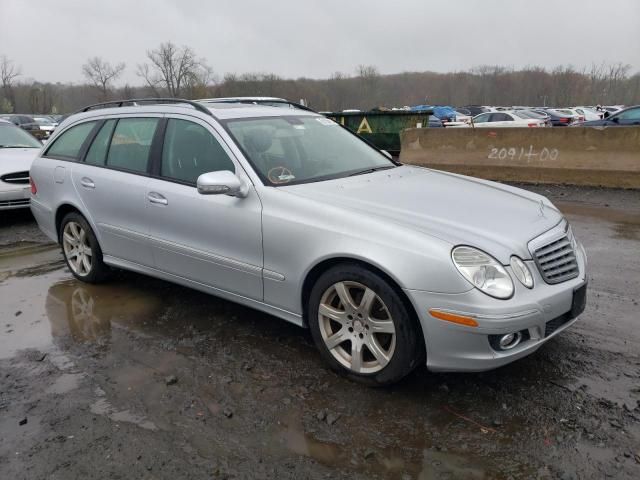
xmin=308 ymin=263 xmax=424 ymax=386
xmin=60 ymin=212 xmax=110 ymax=283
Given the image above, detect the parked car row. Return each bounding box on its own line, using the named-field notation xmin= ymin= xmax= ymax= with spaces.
xmin=441 ymin=105 xmax=639 ymax=129
xmin=359 ymin=103 xmax=631 ymax=129
xmin=0 ymin=113 xmax=62 ymax=140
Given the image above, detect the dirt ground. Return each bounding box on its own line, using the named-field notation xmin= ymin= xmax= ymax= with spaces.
xmin=1 ymin=185 xmax=639 ymax=480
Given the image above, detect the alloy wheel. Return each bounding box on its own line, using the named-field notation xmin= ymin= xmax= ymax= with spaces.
xmin=62 ymin=221 xmax=93 ymax=276
xmin=318 ymin=281 xmax=396 ymax=374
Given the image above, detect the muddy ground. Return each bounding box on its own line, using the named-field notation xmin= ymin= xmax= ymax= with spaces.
xmin=0 ymin=185 xmax=639 ymax=480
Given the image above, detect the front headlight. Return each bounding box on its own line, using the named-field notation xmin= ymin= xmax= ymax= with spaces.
xmin=452 ymin=246 xmax=514 ymax=299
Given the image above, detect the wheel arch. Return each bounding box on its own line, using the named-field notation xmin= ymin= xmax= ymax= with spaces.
xmin=54 ymin=202 xmax=88 ymax=243
xmin=300 ymin=256 xmax=426 ymax=353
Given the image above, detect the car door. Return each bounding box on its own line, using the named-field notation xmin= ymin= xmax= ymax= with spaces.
xmin=612 ymin=107 xmax=640 ymax=126
xmin=70 ymin=115 xmax=161 ymax=267
xmin=472 ymin=113 xmax=491 ymax=127
xmin=145 ymin=115 xmax=263 ymax=301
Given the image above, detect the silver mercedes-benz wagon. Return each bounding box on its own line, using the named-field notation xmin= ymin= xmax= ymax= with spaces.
xmin=30 ymin=98 xmax=587 ymax=385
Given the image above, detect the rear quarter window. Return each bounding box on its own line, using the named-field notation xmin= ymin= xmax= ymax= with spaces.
xmin=45 ymin=121 xmax=97 ymax=160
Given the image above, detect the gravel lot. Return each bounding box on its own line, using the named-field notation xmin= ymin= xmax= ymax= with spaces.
xmin=0 ymin=185 xmax=639 ymax=479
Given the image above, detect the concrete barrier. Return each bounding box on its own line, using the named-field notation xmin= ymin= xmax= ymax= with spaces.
xmin=400 ymin=126 xmax=640 ymax=188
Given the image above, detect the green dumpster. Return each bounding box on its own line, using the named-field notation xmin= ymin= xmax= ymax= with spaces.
xmin=324 ymin=110 xmax=433 ymax=156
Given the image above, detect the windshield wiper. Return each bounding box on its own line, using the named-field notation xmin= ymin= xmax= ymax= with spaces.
xmin=348 ymin=165 xmax=396 ymax=177
xmin=0 ymin=145 xmax=36 ymax=148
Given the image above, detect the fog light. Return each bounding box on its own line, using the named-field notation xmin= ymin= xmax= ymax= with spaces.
xmin=498 ymin=332 xmax=522 ymax=350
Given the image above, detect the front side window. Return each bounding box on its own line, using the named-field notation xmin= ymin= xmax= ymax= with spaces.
xmin=474 ymin=113 xmax=490 ymax=123
xmin=616 ymin=108 xmax=640 ymax=121
xmin=225 ymin=115 xmax=395 ymax=186
xmin=161 ymin=119 xmax=235 ymax=184
xmin=106 ymin=118 xmax=159 ymax=173
xmin=46 ymin=121 xmax=96 ymax=159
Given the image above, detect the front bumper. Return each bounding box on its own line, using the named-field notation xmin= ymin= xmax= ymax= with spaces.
xmin=0 ymin=184 xmax=31 ymax=210
xmin=406 ymin=242 xmax=587 ymax=372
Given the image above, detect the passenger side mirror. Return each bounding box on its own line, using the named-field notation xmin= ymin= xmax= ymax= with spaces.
xmin=197 ymin=171 xmax=249 ymax=198
xmin=611 ymin=116 xmax=619 ymax=123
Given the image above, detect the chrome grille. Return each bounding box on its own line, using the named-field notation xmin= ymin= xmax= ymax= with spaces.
xmin=533 ymin=228 xmax=579 ymax=284
xmin=1 ymin=171 xmax=30 ymax=184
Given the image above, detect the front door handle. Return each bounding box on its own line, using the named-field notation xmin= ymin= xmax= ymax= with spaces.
xmin=147 ymin=191 xmax=168 ymax=205
xmin=80 ymin=177 xmax=95 ymax=189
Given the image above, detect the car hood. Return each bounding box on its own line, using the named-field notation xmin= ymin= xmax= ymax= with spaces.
xmin=0 ymin=148 xmax=40 ymax=174
xmin=282 ymin=165 xmax=563 ymax=263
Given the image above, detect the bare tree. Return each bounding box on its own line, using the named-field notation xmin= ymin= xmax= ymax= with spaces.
xmin=137 ymin=42 xmax=211 ymax=98
xmin=356 ymin=65 xmax=380 ymax=108
xmin=82 ymin=57 xmax=125 ymax=101
xmin=1 ymin=55 xmax=21 ymax=112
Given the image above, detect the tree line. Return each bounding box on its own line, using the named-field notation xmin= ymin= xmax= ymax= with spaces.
xmin=1 ymin=42 xmax=639 ymax=114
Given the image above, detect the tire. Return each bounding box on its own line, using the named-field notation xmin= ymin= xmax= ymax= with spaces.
xmin=308 ymin=263 xmax=424 ymax=386
xmin=59 ymin=212 xmax=110 ymax=283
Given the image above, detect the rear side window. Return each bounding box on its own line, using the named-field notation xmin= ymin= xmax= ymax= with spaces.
xmin=46 ymin=122 xmax=96 ymax=159
xmin=85 ymin=119 xmax=117 ymax=166
xmin=490 ymin=113 xmax=512 ymax=122
xmin=160 ymin=119 xmax=235 ymax=184
xmin=106 ymin=118 xmax=159 ymax=173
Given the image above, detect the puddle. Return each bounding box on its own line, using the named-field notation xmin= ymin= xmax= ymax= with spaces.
xmin=269 ymin=408 xmax=492 ymax=479
xmin=0 ymin=267 xmax=168 ymax=360
xmin=0 ymin=269 xmax=65 ymax=359
xmin=90 ymin=397 xmax=158 ymax=431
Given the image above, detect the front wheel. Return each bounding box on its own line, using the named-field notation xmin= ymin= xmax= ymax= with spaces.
xmin=308 ymin=264 xmax=424 ymax=386
xmin=60 ymin=212 xmax=110 ymax=283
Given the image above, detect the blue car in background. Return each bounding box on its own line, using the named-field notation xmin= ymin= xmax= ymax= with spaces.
xmin=411 ymin=105 xmax=458 ymax=122
xmin=580 ymin=105 xmax=640 ymax=127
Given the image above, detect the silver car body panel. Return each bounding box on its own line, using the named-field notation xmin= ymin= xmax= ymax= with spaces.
xmin=30 ymin=103 xmax=587 ymax=372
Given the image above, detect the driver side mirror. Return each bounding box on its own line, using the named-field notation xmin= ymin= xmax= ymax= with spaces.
xmin=611 ymin=116 xmax=619 ymax=123
xmin=197 ymin=171 xmax=249 ymax=198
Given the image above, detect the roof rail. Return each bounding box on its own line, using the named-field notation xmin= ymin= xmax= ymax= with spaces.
xmin=77 ymin=98 xmax=215 ymax=118
xmin=199 ymin=97 xmax=317 ymax=113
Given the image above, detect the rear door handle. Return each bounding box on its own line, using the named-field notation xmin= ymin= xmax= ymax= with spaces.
xmin=147 ymin=191 xmax=168 ymax=205
xmin=80 ymin=177 xmax=95 ymax=189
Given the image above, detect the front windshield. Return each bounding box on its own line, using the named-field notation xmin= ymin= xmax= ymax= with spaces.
xmin=34 ymin=118 xmax=54 ymax=126
xmin=225 ymin=115 xmax=395 ymax=186
xmin=0 ymin=124 xmax=42 ymax=148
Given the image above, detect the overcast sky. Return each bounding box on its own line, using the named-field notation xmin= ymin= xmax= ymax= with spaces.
xmin=1 ymin=0 xmax=639 ymax=84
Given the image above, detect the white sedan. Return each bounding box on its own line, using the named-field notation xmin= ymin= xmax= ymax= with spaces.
xmin=573 ymin=107 xmax=603 ymax=121
xmin=0 ymin=119 xmax=42 ymax=210
xmin=472 ymin=111 xmax=547 ymax=128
